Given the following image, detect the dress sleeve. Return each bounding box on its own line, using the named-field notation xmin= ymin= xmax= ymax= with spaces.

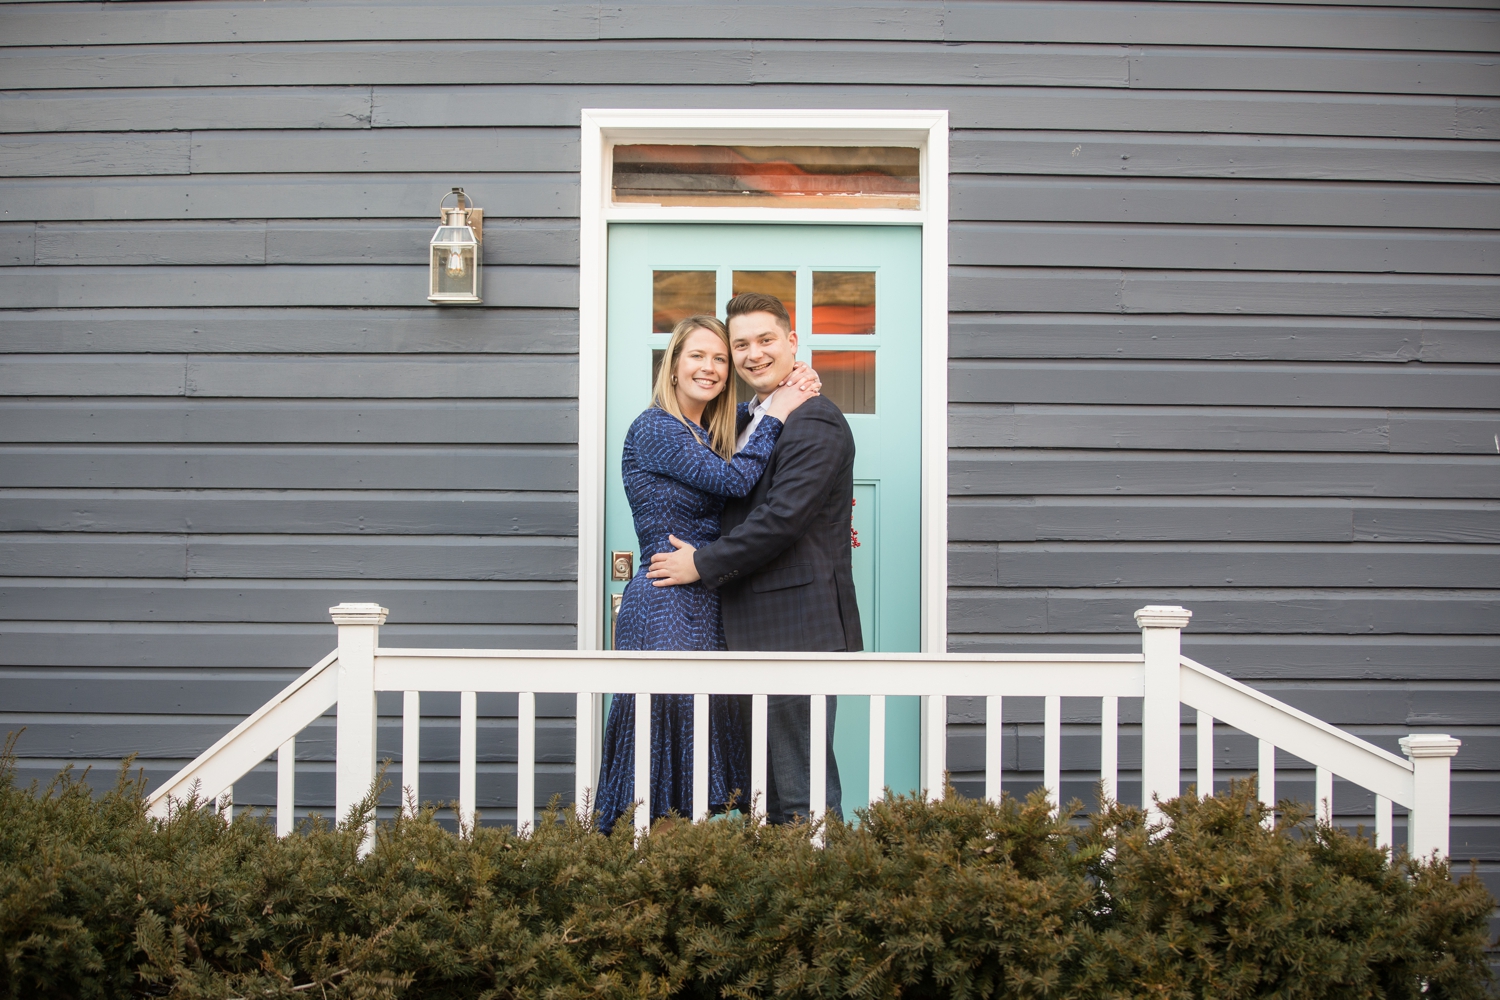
xmin=631 ymin=409 xmax=781 ymax=499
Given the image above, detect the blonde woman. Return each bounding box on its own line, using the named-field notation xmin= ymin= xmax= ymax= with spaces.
xmin=593 ymin=315 xmax=819 ymax=834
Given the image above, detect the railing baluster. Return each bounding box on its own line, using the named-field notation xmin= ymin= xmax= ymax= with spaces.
xmin=869 ymin=694 xmax=886 ymax=807
xmin=922 ymin=693 xmax=946 ymax=801
xmin=985 ymin=694 xmax=1002 ymax=804
xmin=574 ymin=692 xmax=596 ymax=824
xmin=751 ymin=694 xmax=768 ymax=823
xmin=402 ymin=691 xmax=420 ymax=816
xmin=1375 ymin=794 xmax=1393 ymax=852
xmin=517 ymin=691 xmax=535 ymax=834
xmin=221 ymin=785 xmax=234 ymax=822
xmin=276 ymin=737 xmax=295 ymax=837
xmin=1196 ymin=709 xmax=1213 ymax=799
xmin=1258 ymin=739 xmax=1275 ymax=828
xmin=692 ymin=693 xmax=709 ymax=821
xmin=809 ymin=693 xmax=827 ymax=835
xmin=1314 ymin=766 xmax=1333 ymax=825
xmin=1044 ymin=694 xmax=1061 ymax=814
xmin=1100 ymin=696 xmax=1117 ymax=805
xmin=634 ymin=692 xmax=651 ymax=837
xmin=460 ymin=690 xmax=477 ymax=831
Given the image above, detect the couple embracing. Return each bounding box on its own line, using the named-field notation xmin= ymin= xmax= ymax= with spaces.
xmin=593 ymin=291 xmax=862 ymax=834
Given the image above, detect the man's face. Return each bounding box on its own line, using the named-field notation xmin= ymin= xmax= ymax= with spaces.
xmin=728 ymin=311 xmax=799 ymax=398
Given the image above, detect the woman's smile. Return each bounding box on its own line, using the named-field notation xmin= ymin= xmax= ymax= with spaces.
xmin=673 ymin=327 xmax=732 ymax=419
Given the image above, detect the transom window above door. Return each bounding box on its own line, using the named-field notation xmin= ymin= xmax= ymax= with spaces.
xmin=612 ymin=145 xmax=921 ymax=209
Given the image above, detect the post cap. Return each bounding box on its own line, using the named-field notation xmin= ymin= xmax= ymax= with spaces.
xmin=1134 ymin=605 xmax=1192 ymax=629
xmin=329 ymin=602 xmax=388 ymax=626
xmin=1399 ymin=734 xmax=1461 ymax=759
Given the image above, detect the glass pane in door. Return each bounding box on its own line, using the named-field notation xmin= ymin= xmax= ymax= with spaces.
xmin=813 ymin=271 xmax=876 ymax=334
xmin=653 ymin=270 xmax=716 ymax=332
xmin=812 ymin=350 xmax=875 ymax=414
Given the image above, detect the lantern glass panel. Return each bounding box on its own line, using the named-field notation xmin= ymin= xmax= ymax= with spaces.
xmin=431 ymin=243 xmax=477 ymax=297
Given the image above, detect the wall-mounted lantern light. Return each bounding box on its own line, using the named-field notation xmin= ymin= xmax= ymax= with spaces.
xmin=428 ymin=187 xmax=482 ymax=304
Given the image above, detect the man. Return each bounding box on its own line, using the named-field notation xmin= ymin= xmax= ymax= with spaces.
xmin=647 ymin=291 xmax=861 ymax=824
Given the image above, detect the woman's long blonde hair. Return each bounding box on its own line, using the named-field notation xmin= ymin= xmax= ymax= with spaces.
xmin=653 ymin=315 xmax=738 ymax=460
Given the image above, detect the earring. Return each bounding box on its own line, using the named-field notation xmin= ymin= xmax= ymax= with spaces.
xmin=671 ymin=375 xmax=678 ymax=385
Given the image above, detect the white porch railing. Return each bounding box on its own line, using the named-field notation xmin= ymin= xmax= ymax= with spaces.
xmin=146 ymin=603 xmax=1461 ymax=859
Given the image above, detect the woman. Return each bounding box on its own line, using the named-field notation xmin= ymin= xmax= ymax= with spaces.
xmin=593 ymin=315 xmax=818 ymax=833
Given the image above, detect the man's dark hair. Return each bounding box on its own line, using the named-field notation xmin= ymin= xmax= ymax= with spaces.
xmin=725 ymin=291 xmax=792 ymax=332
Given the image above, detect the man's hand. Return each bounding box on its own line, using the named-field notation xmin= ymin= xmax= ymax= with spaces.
xmin=647 ymin=535 xmax=700 ymax=586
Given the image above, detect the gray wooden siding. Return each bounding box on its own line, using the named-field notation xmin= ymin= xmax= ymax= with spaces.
xmin=0 ymin=2 xmax=1494 ymax=925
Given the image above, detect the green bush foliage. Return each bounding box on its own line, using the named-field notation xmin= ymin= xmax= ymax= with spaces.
xmin=1 ymin=737 xmax=1492 ymax=999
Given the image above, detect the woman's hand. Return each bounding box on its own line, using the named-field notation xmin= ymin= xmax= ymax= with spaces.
xmin=781 ymin=359 xmax=821 ymax=392
xmin=766 ymin=372 xmax=820 ymax=421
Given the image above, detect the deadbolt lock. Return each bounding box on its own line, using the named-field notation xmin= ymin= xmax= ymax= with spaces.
xmin=610 ymin=550 xmax=634 ymax=581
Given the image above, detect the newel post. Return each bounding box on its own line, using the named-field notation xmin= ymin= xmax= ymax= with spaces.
xmin=1137 ymin=605 xmax=1191 ymax=823
xmin=1400 ymin=734 xmax=1461 ymax=859
xmin=331 ymin=602 xmax=387 ymax=850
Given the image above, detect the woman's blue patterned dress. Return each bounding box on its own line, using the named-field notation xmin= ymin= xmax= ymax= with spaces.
xmin=593 ymin=406 xmax=782 ymax=834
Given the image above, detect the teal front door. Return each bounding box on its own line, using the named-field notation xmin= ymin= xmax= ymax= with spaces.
xmin=605 ymin=223 xmax=923 ymax=804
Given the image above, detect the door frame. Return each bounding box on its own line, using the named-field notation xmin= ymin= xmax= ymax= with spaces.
xmin=577 ymin=108 xmax=949 ymax=653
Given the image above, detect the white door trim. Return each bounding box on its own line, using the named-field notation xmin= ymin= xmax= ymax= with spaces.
xmin=577 ymin=108 xmax=949 ymax=653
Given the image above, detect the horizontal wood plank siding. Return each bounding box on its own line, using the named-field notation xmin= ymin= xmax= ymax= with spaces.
xmin=3 ymin=2 xmax=1495 ymax=50
xmin=0 ymin=1 xmax=1494 ymax=890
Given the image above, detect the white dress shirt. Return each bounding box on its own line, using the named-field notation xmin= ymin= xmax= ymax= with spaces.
xmin=735 ymin=389 xmax=776 ymax=453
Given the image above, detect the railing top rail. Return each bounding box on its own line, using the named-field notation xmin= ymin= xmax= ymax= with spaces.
xmin=145 ymin=649 xmax=339 ymax=814
xmin=1180 ymin=655 xmax=1412 ymax=773
xmin=373 ymin=647 xmax=1146 ymax=665
xmin=374 ymin=650 xmax=1147 ymax=698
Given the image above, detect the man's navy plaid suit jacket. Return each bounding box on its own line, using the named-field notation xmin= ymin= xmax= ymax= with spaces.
xmin=694 ymin=394 xmax=863 ymax=653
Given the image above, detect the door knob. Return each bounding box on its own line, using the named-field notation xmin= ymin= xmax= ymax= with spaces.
xmin=611 ymin=592 xmax=624 ymax=648
xmin=611 ymin=550 xmax=634 ymax=580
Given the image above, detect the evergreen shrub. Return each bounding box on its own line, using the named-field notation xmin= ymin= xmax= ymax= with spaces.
xmin=1 ymin=738 xmax=1492 ymax=999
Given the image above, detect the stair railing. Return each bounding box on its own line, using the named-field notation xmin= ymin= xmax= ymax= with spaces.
xmin=147 ymin=602 xmax=1459 ymax=860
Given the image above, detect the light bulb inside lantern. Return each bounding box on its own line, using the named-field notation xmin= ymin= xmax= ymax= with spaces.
xmin=445 ymin=248 xmax=466 ymax=277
